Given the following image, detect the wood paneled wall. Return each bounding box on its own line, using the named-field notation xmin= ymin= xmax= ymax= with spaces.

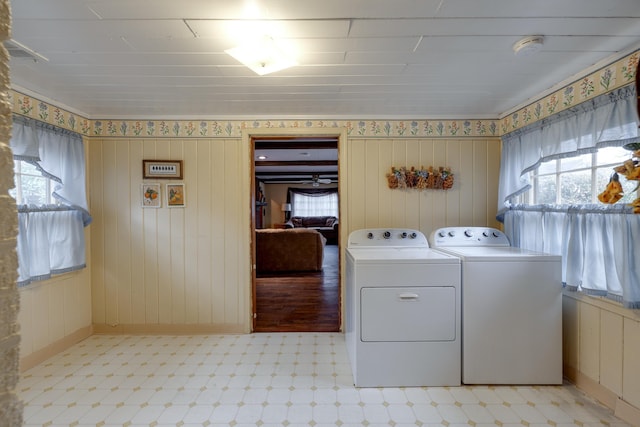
xmin=563 ymin=294 xmax=640 ymax=425
xmin=346 ymin=138 xmax=501 ymax=233
xmin=89 ymin=138 xmax=250 ymax=333
xmin=18 ymin=268 xmax=93 ymax=369
xmin=88 ymin=134 xmax=500 ymax=332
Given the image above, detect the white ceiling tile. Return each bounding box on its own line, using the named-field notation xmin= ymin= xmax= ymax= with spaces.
xmin=186 ymin=19 xmax=351 ymax=40
xmin=11 ymin=19 xmax=194 ymax=40
xmin=437 ymin=0 xmax=640 ymax=18
xmin=7 ymin=0 xmax=640 ymax=118
xmin=11 ymin=0 xmax=100 ymax=19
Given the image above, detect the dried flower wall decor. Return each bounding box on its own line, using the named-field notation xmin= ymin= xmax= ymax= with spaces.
xmin=598 ymin=147 xmax=640 ymax=213
xmin=386 ymin=166 xmax=454 ymax=190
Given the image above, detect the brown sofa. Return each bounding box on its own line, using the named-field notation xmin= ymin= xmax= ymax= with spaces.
xmin=256 ymin=228 xmax=326 ymax=273
xmin=284 ymin=216 xmax=338 ymax=244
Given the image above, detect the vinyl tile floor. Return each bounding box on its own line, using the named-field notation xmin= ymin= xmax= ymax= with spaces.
xmin=18 ymin=333 xmax=631 ymax=427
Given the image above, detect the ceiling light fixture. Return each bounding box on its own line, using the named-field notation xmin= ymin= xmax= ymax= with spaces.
xmin=225 ymin=35 xmax=297 ymax=75
xmin=512 ymin=36 xmax=544 ymax=57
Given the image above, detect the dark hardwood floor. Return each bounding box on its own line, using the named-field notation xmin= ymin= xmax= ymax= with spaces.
xmin=254 ymin=244 xmax=340 ymax=332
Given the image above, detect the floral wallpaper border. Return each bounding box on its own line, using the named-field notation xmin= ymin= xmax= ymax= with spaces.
xmin=10 ymin=50 xmax=638 ymax=139
xmin=501 ymin=50 xmax=639 ymax=134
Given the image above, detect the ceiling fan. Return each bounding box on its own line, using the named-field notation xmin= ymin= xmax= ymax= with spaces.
xmin=302 ymin=174 xmax=333 ymax=187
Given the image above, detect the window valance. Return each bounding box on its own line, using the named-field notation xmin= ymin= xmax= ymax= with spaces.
xmin=287 ymin=187 xmax=338 ymax=201
xmin=498 ymin=85 xmax=640 ymax=220
xmin=10 ymin=115 xmax=91 ymax=225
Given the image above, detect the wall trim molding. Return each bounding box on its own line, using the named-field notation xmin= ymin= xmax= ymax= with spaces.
xmin=20 ymin=325 xmax=93 ymax=372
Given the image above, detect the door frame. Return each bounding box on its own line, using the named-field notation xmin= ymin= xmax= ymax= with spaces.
xmin=243 ymin=127 xmax=347 ymax=332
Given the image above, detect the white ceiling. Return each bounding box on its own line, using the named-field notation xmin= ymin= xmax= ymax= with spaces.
xmin=7 ymin=0 xmax=640 ymax=120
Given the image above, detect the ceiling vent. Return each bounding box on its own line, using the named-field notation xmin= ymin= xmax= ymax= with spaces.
xmin=4 ymin=39 xmax=48 ymax=62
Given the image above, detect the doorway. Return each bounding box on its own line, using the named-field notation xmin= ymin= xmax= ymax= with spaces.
xmin=250 ymin=132 xmax=342 ymax=332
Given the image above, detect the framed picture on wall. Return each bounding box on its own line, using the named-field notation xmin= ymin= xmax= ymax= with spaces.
xmin=166 ymin=183 xmax=186 ymax=207
xmin=143 ymin=159 xmax=183 ymax=179
xmin=141 ymin=183 xmax=161 ymax=208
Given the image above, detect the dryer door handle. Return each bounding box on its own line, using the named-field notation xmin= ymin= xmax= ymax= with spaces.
xmin=398 ymin=292 xmax=419 ymax=300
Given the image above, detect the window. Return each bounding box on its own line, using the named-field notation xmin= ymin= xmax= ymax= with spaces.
xmin=525 ymin=146 xmax=638 ymax=205
xmin=291 ymin=191 xmax=338 ymax=217
xmin=500 ymin=84 xmax=640 ymax=308
xmin=10 ymin=116 xmax=91 ymax=287
xmin=9 ymin=160 xmax=56 ymax=205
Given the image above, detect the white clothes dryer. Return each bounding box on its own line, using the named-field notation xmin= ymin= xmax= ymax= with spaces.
xmin=346 ymin=228 xmax=461 ymax=387
xmin=429 ymin=227 xmax=562 ymax=385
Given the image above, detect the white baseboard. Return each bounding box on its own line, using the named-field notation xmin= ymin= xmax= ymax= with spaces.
xmin=92 ymin=323 xmax=247 ymax=335
xmin=565 ymin=365 xmax=640 ymax=427
xmin=20 ymin=325 xmax=93 ymax=372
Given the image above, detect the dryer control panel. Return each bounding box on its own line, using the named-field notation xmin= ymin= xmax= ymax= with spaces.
xmin=429 ymin=227 xmax=510 ymax=247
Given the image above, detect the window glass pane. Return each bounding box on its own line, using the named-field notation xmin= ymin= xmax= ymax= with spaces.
xmin=559 ymin=153 xmax=591 ymax=172
xmin=535 ymin=175 xmax=556 ymax=204
xmin=20 ymin=174 xmax=49 ymax=205
xmin=20 ymin=161 xmax=41 ymax=175
xmin=596 ymin=146 xmax=633 ymax=166
xmin=559 ymin=170 xmax=592 ymax=204
xmin=537 ymin=159 xmax=556 ymax=175
xmin=292 ymin=193 xmax=338 ymax=217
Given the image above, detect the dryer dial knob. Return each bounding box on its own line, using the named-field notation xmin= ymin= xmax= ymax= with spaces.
xmin=383 ymin=231 xmax=391 ymax=239
xmin=401 ymin=232 xmax=408 ymax=238
xmin=492 ymin=231 xmax=500 ymax=237
xmin=482 ymin=231 xmax=489 ymax=237
xmin=464 ymin=229 xmax=473 ymax=238
xmin=367 ymin=232 xmax=374 ymax=239
xmin=409 ymin=232 xmax=417 ymax=239
xmin=448 ymin=230 xmax=456 ymax=237
xmin=438 ymin=230 xmax=446 ymax=238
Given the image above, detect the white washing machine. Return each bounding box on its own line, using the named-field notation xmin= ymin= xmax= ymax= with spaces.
xmin=345 ymin=228 xmax=461 ymax=387
xmin=429 ymin=227 xmax=562 ymax=385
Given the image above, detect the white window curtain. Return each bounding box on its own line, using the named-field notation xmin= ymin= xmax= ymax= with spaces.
xmin=498 ymin=85 xmax=639 ymax=219
xmin=289 ymin=189 xmax=338 ymax=217
xmin=504 ymin=204 xmax=640 ymax=308
xmin=10 ymin=115 xmax=91 ymax=287
xmin=498 ymin=83 xmax=640 ymax=308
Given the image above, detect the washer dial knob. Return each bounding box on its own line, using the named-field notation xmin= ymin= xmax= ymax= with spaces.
xmin=383 ymin=231 xmax=391 ymax=239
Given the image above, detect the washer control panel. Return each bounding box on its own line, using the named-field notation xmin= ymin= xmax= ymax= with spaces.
xmin=429 ymin=227 xmax=510 ymax=247
xmin=348 ymin=228 xmax=428 ymax=247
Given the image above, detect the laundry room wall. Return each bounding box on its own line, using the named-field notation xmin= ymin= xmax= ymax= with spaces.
xmin=88 ymin=136 xmax=250 ymax=334
xmin=345 ymin=137 xmax=501 ymax=232
xmin=86 ymin=131 xmax=500 ymax=335
xmin=563 ymin=293 xmax=640 ymax=423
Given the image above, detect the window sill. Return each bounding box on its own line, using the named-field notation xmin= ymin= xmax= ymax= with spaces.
xmin=562 ymin=288 xmax=640 ymax=320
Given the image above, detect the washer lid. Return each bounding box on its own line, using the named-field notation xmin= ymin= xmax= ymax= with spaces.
xmin=434 ymin=246 xmax=561 ymax=261
xmin=347 ymin=247 xmax=460 ymax=263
